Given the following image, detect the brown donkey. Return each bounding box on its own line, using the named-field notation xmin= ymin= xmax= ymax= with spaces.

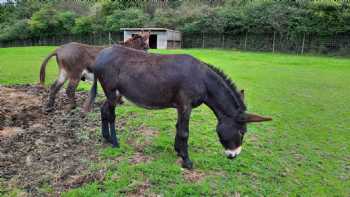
xmin=39 ymin=33 xmax=150 ymax=111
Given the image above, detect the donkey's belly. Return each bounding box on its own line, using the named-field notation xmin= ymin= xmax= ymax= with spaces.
xmin=118 ymin=86 xmax=177 ymax=109
xmin=123 ymin=94 xmax=176 ymax=109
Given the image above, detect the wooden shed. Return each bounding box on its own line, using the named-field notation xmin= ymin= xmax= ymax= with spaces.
xmin=121 ymin=28 xmax=181 ymax=49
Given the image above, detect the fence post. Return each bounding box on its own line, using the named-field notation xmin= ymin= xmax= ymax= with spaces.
xmin=109 ymin=32 xmax=112 ymax=46
xmin=222 ymin=34 xmax=225 ymax=48
xmin=301 ymin=32 xmax=305 ymax=55
xmin=244 ymin=31 xmax=248 ymax=50
xmin=272 ymin=31 xmax=276 ymax=53
xmin=202 ymin=32 xmax=205 ymax=48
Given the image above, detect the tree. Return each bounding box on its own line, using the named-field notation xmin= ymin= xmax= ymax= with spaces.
xmin=0 ymin=19 xmax=31 ymax=41
xmin=28 ymin=7 xmax=60 ymax=36
xmin=57 ymin=11 xmax=77 ymax=34
xmin=105 ymin=8 xmax=148 ymax=31
xmin=72 ymin=16 xmax=94 ymax=34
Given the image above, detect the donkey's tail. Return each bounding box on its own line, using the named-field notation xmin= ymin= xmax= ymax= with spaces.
xmin=39 ymin=50 xmax=57 ymax=85
xmin=83 ymin=74 xmax=98 ymax=113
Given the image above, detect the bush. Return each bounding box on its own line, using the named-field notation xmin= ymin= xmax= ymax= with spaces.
xmin=28 ymin=7 xmax=61 ymax=36
xmin=105 ymin=8 xmax=148 ymax=31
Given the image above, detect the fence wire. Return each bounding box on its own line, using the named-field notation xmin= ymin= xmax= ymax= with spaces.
xmin=183 ymin=33 xmax=350 ymax=56
xmin=1 ymin=32 xmax=349 ymax=56
xmin=0 ymin=32 xmax=122 ymax=48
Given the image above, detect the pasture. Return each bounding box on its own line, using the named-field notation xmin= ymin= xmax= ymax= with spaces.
xmin=0 ymin=47 xmax=349 ymax=196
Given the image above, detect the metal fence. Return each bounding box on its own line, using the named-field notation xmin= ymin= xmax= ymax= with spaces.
xmin=182 ymin=32 xmax=350 ymax=56
xmin=1 ymin=31 xmax=350 ymax=56
xmin=0 ymin=32 xmax=123 ymax=48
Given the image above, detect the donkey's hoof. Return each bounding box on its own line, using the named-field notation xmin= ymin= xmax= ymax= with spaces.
xmin=45 ymin=107 xmax=54 ymax=112
xmin=117 ymin=99 xmax=124 ymax=105
xmin=65 ymin=104 xmax=76 ymax=111
xmin=182 ymin=160 xmax=193 ymax=169
xmin=103 ymin=137 xmax=112 ymax=144
xmin=112 ymin=143 xmax=120 ymax=148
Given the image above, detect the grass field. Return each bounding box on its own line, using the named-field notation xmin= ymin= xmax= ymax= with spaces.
xmin=1 ymin=47 xmax=349 ymax=196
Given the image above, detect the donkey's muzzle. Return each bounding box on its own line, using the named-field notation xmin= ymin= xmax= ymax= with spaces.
xmin=225 ymin=146 xmax=242 ymax=159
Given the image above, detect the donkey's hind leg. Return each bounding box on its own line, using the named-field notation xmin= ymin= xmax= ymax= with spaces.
xmin=46 ymin=69 xmax=67 ymax=111
xmin=101 ymin=90 xmax=119 ymax=147
xmin=115 ymin=90 xmax=124 ymax=105
xmin=66 ymin=78 xmax=79 ymax=110
xmin=101 ymin=101 xmax=111 ymax=143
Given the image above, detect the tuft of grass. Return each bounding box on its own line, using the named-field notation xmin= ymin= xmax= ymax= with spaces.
xmin=0 ymin=47 xmax=349 ymax=196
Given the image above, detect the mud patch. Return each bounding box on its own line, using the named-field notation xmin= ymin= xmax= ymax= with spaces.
xmin=0 ymin=85 xmax=43 ymax=129
xmin=0 ymin=127 xmax=23 ymax=139
xmin=61 ymin=169 xmax=106 ymax=189
xmin=0 ymin=84 xmax=105 ymax=196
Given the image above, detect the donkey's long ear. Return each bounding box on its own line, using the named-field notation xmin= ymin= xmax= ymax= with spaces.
xmin=244 ymin=113 xmax=272 ymax=123
xmin=143 ymin=31 xmax=150 ymax=39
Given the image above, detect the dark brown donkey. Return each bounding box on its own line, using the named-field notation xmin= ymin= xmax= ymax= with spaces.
xmin=84 ymin=45 xmax=272 ymax=169
xmin=39 ymin=33 xmax=150 ymax=111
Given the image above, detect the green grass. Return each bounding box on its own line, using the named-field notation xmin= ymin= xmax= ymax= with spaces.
xmin=1 ymin=47 xmax=349 ymax=196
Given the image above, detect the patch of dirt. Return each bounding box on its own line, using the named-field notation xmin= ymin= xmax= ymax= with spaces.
xmin=127 ymin=180 xmax=150 ymax=197
xmin=125 ymin=125 xmax=158 ymax=166
xmin=61 ymin=169 xmax=106 ymax=189
xmin=125 ymin=179 xmax=160 ymax=197
xmin=182 ymin=169 xmax=206 ymax=183
xmin=0 ymin=84 xmax=105 ymax=196
xmin=0 ymin=127 xmax=23 ymax=139
xmin=127 ymin=125 xmax=159 ymax=152
xmin=138 ymin=125 xmax=159 ymax=137
xmin=128 ymin=152 xmax=153 ymax=164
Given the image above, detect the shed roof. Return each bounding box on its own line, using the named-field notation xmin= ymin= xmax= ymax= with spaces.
xmin=120 ymin=27 xmax=180 ymax=32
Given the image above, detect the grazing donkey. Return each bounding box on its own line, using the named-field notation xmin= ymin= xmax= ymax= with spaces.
xmin=84 ymin=45 xmax=272 ymax=169
xmin=39 ymin=33 xmax=150 ymax=111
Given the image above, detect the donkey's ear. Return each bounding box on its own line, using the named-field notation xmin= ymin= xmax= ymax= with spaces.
xmin=244 ymin=113 xmax=272 ymax=123
xmin=239 ymin=89 xmax=245 ymax=100
xmin=143 ymin=31 xmax=150 ymax=38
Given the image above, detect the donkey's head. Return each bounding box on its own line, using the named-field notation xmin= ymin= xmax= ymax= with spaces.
xmin=216 ymin=90 xmax=272 ymax=159
xmin=122 ymin=32 xmax=150 ymax=51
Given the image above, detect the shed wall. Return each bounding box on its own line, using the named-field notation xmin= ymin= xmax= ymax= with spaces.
xmin=123 ymin=30 xmax=168 ymax=49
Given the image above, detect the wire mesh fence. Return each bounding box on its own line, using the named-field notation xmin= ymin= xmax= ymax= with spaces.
xmin=0 ymin=32 xmax=123 ymax=48
xmin=1 ymin=31 xmax=349 ymax=56
xmin=182 ymin=32 xmax=350 ymax=56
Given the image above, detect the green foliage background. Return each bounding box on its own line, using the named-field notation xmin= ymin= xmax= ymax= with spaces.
xmin=1 ymin=0 xmax=350 ymax=42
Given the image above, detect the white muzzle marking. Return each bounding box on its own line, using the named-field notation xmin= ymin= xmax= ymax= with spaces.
xmin=82 ymin=70 xmax=94 ymax=82
xmin=225 ymin=146 xmax=242 ymax=158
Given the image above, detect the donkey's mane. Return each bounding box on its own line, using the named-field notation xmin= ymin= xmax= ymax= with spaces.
xmin=205 ymin=63 xmax=246 ymax=111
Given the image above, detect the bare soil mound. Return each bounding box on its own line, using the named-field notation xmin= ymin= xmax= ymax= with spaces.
xmin=0 ymin=84 xmax=104 ymax=196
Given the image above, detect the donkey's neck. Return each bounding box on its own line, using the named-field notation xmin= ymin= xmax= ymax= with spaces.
xmin=204 ymin=71 xmax=243 ymax=122
xmin=205 ymin=94 xmax=241 ymax=122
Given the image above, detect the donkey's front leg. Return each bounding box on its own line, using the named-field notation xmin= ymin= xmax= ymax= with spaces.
xmin=175 ymin=105 xmax=193 ymax=169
